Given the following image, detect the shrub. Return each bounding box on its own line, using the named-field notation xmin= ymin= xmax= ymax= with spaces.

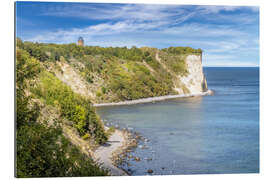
xmin=82 ymin=133 xmax=90 ymax=140
xmin=16 ymin=49 xmax=108 ymax=177
xmin=33 ymin=71 xmax=107 ymax=143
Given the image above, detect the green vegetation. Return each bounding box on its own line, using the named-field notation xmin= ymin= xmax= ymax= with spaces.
xmin=105 ymin=60 xmax=175 ymax=100
xmin=17 ymin=39 xmax=145 ymax=62
xmin=160 ymin=47 xmax=202 ymax=76
xmin=16 ymin=48 xmax=108 ymax=177
xmin=17 ymin=123 xmax=108 ymax=177
xmin=16 ymin=38 xmax=203 ymax=177
xmin=162 ymin=46 xmax=202 ymax=55
xmin=159 ymin=51 xmax=189 ymax=76
xmin=33 ymin=71 xmax=107 ymax=143
xmin=16 ymin=38 xmax=202 ymax=102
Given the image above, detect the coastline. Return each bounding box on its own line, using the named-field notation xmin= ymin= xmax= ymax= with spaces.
xmin=94 ymin=90 xmax=213 ymax=107
xmin=93 ymin=128 xmax=137 ymax=176
xmin=93 ymin=90 xmax=213 ymax=175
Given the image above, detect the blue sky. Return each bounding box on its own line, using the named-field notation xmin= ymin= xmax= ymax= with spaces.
xmin=16 ymin=2 xmax=259 ymax=67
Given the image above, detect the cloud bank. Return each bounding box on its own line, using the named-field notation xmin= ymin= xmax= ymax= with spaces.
xmin=17 ymin=3 xmax=259 ymax=67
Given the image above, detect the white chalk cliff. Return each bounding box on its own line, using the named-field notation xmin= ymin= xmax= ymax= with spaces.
xmin=178 ymin=54 xmax=208 ymax=94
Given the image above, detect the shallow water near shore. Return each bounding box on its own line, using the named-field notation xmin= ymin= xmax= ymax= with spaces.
xmin=96 ymin=67 xmax=259 ymax=175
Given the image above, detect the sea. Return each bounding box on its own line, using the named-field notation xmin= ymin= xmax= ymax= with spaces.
xmin=96 ymin=67 xmax=259 ymax=175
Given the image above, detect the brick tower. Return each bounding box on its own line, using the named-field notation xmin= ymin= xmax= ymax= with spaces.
xmin=77 ymin=37 xmax=84 ymax=46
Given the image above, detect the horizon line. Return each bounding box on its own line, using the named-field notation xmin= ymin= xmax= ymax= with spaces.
xmin=203 ymin=66 xmax=259 ymax=68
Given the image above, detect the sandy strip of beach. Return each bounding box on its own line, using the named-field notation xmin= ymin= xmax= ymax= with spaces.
xmin=93 ymin=129 xmax=128 ymax=176
xmin=93 ymin=90 xmax=213 ymax=107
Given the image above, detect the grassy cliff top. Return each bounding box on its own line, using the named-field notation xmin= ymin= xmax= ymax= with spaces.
xmin=16 ymin=38 xmax=202 ymax=62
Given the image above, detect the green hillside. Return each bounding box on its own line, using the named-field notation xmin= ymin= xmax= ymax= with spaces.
xmin=16 ymin=38 xmax=202 ymax=177
xmin=16 ymin=38 xmax=202 ymax=103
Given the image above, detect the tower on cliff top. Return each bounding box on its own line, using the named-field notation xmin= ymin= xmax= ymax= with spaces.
xmin=77 ymin=37 xmax=84 ymax=46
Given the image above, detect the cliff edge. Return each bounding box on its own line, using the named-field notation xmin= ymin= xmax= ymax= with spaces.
xmin=17 ymin=41 xmax=209 ymax=104
xmin=178 ymin=54 xmax=208 ymax=94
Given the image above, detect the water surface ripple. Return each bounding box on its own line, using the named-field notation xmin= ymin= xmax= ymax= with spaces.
xmin=97 ymin=67 xmax=259 ymax=175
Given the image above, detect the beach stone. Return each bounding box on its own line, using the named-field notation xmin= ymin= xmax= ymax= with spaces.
xmin=134 ymin=157 xmax=140 ymax=161
xmin=147 ymin=169 xmax=153 ymax=174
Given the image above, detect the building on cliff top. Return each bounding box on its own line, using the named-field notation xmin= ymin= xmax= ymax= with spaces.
xmin=77 ymin=37 xmax=84 ymax=46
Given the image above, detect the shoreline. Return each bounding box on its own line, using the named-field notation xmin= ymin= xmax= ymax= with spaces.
xmin=93 ymin=128 xmax=137 ymax=176
xmin=93 ymin=90 xmax=214 ymax=175
xmin=94 ymin=90 xmax=213 ymax=107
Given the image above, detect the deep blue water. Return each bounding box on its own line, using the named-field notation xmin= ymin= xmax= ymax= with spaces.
xmin=96 ymin=67 xmax=259 ymax=175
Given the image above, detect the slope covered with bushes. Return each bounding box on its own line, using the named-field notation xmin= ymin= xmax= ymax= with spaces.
xmin=16 ymin=48 xmax=108 ymax=177
xmin=16 ymin=38 xmax=203 ymax=103
xmin=16 ymin=38 xmax=205 ymax=177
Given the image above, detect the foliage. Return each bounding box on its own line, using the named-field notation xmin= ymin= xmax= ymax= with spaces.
xmin=159 ymin=51 xmax=189 ymax=76
xmin=16 ymin=123 xmax=108 ymax=177
xmin=16 ymin=49 xmax=41 ymax=129
xmin=105 ymin=60 xmax=174 ymax=100
xmin=162 ymin=46 xmax=202 ymax=55
xmin=33 ymin=71 xmax=107 ymax=144
xmin=16 ymin=48 xmax=108 ymax=177
xmin=17 ymin=38 xmax=202 ymax=102
xmin=82 ymin=133 xmax=90 ymax=140
xmin=19 ymin=40 xmax=145 ymax=62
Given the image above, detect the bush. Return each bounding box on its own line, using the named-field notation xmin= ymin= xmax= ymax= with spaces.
xmin=16 ymin=123 xmax=108 ymax=177
xmin=16 ymin=48 xmax=108 ymax=177
xmin=82 ymin=133 xmax=90 ymax=140
xmin=33 ymin=71 xmax=108 ymax=143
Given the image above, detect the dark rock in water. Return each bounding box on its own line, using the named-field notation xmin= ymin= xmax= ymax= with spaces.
xmin=147 ymin=169 xmax=153 ymax=173
xmin=161 ymin=167 xmax=165 ymax=170
xmin=169 ymin=132 xmax=174 ymax=135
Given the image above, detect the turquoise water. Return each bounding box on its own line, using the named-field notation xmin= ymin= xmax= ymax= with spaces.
xmin=96 ymin=67 xmax=259 ymax=175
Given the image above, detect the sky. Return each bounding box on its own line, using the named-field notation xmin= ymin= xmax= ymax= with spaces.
xmin=16 ymin=1 xmax=259 ymax=67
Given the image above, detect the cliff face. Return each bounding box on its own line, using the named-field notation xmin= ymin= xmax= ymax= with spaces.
xmin=19 ymin=41 xmax=208 ymax=103
xmin=178 ymin=54 xmax=208 ymax=94
xmin=53 ymin=52 xmax=207 ymax=103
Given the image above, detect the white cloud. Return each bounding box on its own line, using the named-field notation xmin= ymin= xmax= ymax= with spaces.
xmin=196 ymin=5 xmax=240 ymax=14
xmin=21 ymin=3 xmax=259 ymax=67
